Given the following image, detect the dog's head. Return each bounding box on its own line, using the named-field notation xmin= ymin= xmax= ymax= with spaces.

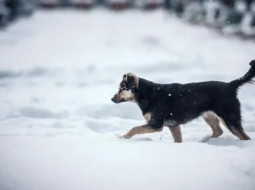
xmin=111 ymin=73 xmax=139 ymax=104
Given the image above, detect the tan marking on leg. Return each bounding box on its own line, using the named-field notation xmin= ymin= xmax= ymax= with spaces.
xmin=120 ymin=125 xmax=161 ymax=139
xmin=144 ymin=113 xmax=151 ymax=122
xmin=168 ymin=125 xmax=182 ymax=143
xmin=219 ymin=117 xmax=251 ymax=140
xmin=203 ymin=112 xmax=223 ymax=138
xmin=219 ymin=117 xmax=228 ymax=128
xmin=231 ymin=128 xmax=251 ymax=140
xmin=231 ymin=128 xmax=246 ymax=140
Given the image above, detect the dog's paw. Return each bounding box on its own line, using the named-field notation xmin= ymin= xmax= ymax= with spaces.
xmin=119 ymin=134 xmax=131 ymax=139
xmin=115 ymin=133 xmax=131 ymax=139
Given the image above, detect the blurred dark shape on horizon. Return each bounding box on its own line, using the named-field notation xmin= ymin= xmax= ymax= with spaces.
xmin=0 ymin=0 xmax=255 ymax=39
xmin=0 ymin=0 xmax=35 ymax=27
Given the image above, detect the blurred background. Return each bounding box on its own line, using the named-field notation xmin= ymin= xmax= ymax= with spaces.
xmin=1 ymin=2 xmax=255 ymax=190
xmin=0 ymin=0 xmax=255 ymax=38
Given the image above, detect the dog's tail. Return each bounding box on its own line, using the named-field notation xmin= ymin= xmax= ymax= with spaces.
xmin=230 ymin=60 xmax=255 ymax=89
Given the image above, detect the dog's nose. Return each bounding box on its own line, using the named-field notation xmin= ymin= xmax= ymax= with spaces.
xmin=111 ymin=96 xmax=116 ymax=103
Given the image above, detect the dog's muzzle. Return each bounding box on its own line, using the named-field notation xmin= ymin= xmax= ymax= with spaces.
xmin=111 ymin=94 xmax=125 ymax=103
xmin=111 ymin=95 xmax=119 ymax=103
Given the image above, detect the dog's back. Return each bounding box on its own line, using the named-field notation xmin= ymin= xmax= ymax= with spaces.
xmin=162 ymin=81 xmax=233 ymax=123
xmin=155 ymin=61 xmax=255 ymax=124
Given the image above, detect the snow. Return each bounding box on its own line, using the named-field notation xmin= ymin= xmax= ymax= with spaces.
xmin=0 ymin=9 xmax=255 ymax=190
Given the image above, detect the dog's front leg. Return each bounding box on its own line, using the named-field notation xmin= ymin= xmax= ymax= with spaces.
xmin=168 ymin=125 xmax=182 ymax=143
xmin=120 ymin=125 xmax=161 ymax=139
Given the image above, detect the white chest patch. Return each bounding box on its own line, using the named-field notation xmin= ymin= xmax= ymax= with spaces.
xmin=144 ymin=113 xmax=151 ymax=122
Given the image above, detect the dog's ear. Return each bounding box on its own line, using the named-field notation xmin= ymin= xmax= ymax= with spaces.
xmin=122 ymin=73 xmax=139 ymax=88
xmin=127 ymin=75 xmax=136 ymax=89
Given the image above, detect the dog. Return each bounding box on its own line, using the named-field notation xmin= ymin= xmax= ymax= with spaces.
xmin=111 ymin=60 xmax=255 ymax=143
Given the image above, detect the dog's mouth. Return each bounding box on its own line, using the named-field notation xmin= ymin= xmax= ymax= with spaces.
xmin=111 ymin=97 xmax=119 ymax=103
xmin=111 ymin=96 xmax=126 ymax=103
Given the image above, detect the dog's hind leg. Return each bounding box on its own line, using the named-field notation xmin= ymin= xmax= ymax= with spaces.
xmin=231 ymin=127 xmax=251 ymax=140
xmin=168 ymin=125 xmax=182 ymax=143
xmin=219 ymin=116 xmax=251 ymax=140
xmin=202 ymin=112 xmax=223 ymax=138
xmin=216 ymin=101 xmax=251 ymax=140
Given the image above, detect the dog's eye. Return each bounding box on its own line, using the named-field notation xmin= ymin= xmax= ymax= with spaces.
xmin=120 ymin=83 xmax=128 ymax=90
xmin=119 ymin=81 xmax=130 ymax=91
xmin=120 ymin=87 xmax=128 ymax=90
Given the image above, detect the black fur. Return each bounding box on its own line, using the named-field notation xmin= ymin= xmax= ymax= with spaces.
xmin=112 ymin=61 xmax=255 ymax=140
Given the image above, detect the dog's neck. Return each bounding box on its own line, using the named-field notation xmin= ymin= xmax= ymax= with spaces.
xmin=136 ymin=78 xmax=154 ymax=92
xmin=134 ymin=78 xmax=155 ymax=114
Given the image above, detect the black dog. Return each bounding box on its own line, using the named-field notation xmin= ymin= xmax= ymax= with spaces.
xmin=111 ymin=60 xmax=255 ymax=143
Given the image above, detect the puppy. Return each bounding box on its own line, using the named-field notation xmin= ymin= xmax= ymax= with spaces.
xmin=111 ymin=60 xmax=255 ymax=143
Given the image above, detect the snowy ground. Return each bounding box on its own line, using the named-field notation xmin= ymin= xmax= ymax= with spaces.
xmin=0 ymin=9 xmax=255 ymax=190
